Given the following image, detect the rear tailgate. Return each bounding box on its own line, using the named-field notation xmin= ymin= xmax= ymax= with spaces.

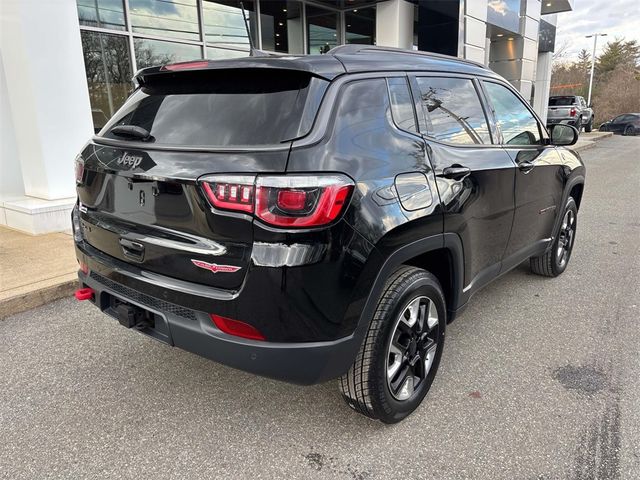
xmin=547 ymin=106 xmax=573 ymax=119
xmin=76 ymin=67 xmax=328 ymax=290
xmin=77 ymin=145 xmax=290 ymax=290
xmin=548 ymin=97 xmax=576 ymax=120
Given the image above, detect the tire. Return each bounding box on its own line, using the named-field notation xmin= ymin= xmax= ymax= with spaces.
xmin=339 ymin=266 xmax=446 ymax=424
xmin=585 ymin=117 xmax=593 ymax=133
xmin=577 ymin=117 xmax=583 ymax=133
xmin=623 ymin=125 xmax=633 ymax=136
xmin=530 ymin=197 xmax=578 ymax=277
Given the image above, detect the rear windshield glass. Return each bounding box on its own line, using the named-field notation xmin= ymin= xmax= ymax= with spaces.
xmin=548 ymin=97 xmax=576 ymax=106
xmin=100 ymin=69 xmax=327 ymax=147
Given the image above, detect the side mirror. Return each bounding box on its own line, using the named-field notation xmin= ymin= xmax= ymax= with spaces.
xmin=549 ymin=124 xmax=579 ymax=146
xmin=588 ymin=104 xmax=593 ymax=108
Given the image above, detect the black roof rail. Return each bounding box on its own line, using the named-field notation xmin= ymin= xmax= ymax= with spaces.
xmin=328 ymin=44 xmax=488 ymax=70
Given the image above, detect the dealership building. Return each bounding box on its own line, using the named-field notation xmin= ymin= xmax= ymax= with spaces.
xmin=0 ymin=0 xmax=573 ymax=234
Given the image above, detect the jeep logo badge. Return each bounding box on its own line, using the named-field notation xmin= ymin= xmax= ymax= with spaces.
xmin=117 ymin=152 xmax=143 ymax=169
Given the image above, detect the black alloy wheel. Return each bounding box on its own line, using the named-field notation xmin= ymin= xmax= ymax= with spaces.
xmin=339 ymin=266 xmax=446 ymax=423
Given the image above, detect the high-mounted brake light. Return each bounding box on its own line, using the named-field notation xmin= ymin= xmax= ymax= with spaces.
xmin=200 ymin=174 xmax=354 ymax=228
xmin=210 ymin=314 xmax=265 ymax=341
xmin=161 ymin=60 xmax=210 ymax=71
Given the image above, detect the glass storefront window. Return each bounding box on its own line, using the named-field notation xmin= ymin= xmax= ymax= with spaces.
xmin=260 ymin=1 xmax=304 ymax=54
xmin=206 ymin=46 xmax=249 ymax=59
xmin=134 ymin=38 xmax=203 ymax=69
xmin=77 ymin=0 xmax=126 ymax=31
xmin=129 ymin=0 xmax=200 ymax=41
xmin=203 ymin=1 xmax=257 ymax=50
xmin=306 ymin=5 xmax=338 ymax=54
xmin=80 ymin=31 xmax=133 ymax=132
xmin=345 ymin=7 xmax=375 ymax=45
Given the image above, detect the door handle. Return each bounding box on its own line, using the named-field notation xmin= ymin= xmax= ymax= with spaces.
xmin=441 ymin=165 xmax=471 ymax=180
xmin=518 ymin=161 xmax=535 ymax=173
xmin=119 ymin=238 xmax=145 ymax=262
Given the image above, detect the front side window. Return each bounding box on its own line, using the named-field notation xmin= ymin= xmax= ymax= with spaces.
xmin=415 ymin=77 xmax=491 ymax=145
xmin=483 ymin=82 xmax=542 ymax=146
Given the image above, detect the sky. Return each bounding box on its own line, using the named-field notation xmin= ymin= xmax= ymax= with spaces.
xmin=554 ymin=0 xmax=640 ymax=60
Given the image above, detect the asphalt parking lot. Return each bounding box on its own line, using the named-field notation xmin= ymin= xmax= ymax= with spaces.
xmin=1 ymin=135 xmax=639 ymax=480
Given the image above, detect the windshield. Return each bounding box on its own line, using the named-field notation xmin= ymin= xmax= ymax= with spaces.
xmin=549 ymin=97 xmax=576 ymax=106
xmin=100 ymin=70 xmax=327 ymax=147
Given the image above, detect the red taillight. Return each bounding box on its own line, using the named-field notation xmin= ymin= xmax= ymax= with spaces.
xmin=202 ymin=175 xmax=255 ymax=213
xmin=256 ymin=182 xmax=352 ymax=228
xmin=210 ymin=314 xmax=265 ymax=341
xmin=570 ymin=107 xmax=577 ymax=117
xmin=75 ymin=155 xmax=85 ymax=184
xmin=161 ymin=60 xmax=209 ymax=71
xmin=74 ymin=287 xmax=94 ymax=301
xmin=200 ymin=174 xmax=354 ymax=228
xmin=276 ymin=189 xmax=308 ymax=212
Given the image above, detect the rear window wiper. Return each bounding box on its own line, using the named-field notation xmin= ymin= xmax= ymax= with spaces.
xmin=109 ymin=125 xmax=153 ymax=142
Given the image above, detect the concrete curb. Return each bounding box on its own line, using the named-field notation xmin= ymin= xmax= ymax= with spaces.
xmin=0 ymin=279 xmax=78 ymax=320
xmin=573 ymin=131 xmax=613 ymax=152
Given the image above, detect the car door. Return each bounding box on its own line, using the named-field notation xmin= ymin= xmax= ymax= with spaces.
xmin=609 ymin=115 xmax=629 ymax=133
xmin=480 ymin=80 xmax=565 ymax=271
xmin=410 ymin=74 xmax=516 ymax=291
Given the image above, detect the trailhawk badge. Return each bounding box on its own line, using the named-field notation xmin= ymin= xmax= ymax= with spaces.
xmin=191 ymin=259 xmax=242 ymax=274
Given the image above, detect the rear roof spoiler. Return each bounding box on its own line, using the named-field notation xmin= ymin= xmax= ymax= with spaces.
xmin=134 ymin=55 xmax=345 ymax=86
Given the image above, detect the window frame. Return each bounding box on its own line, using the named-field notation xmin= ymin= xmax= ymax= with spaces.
xmin=408 ymin=72 xmax=497 ymax=147
xmin=385 ymin=76 xmax=419 ymax=135
xmin=478 ymin=78 xmax=550 ymax=148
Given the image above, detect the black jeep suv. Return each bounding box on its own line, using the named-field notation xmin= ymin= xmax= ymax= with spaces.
xmin=72 ymin=46 xmax=585 ymax=423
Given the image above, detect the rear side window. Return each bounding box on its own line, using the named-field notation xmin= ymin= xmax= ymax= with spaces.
xmin=387 ymin=77 xmax=417 ymax=133
xmin=549 ymin=96 xmax=576 ymax=106
xmin=100 ymin=70 xmax=327 ymax=147
xmin=483 ymin=81 xmax=541 ymax=146
xmin=415 ymin=77 xmax=491 ymax=145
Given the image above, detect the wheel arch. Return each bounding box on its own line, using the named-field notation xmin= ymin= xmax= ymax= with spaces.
xmin=357 ymin=233 xmax=465 ymax=332
xmin=569 ymin=182 xmax=584 ymax=210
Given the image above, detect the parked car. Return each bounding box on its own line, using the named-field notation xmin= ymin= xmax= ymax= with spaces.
xmin=72 ymin=46 xmax=585 ymax=423
xmin=547 ymin=95 xmax=594 ymax=133
xmin=599 ymin=113 xmax=640 ymax=135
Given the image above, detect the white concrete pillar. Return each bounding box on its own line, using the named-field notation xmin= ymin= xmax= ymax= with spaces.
xmin=0 ymin=54 xmax=24 ymax=200
xmin=488 ymin=0 xmax=540 ymax=101
xmin=533 ymin=51 xmax=553 ymax=123
xmin=0 ymin=0 xmax=92 ymax=201
xmin=376 ymin=0 xmax=414 ymax=49
xmin=463 ymin=0 xmax=488 ymax=64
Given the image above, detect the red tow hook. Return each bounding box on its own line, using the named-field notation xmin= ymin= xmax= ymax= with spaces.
xmin=74 ymin=287 xmax=95 ymax=301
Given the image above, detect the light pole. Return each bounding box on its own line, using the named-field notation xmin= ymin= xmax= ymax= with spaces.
xmin=585 ymin=33 xmax=607 ymax=106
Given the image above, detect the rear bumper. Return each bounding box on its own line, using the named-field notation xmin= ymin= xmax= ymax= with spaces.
xmin=74 ymin=236 xmax=375 ymax=384
xmin=77 ymin=259 xmax=364 ymax=385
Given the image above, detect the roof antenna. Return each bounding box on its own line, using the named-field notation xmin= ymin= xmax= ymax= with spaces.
xmin=239 ymin=2 xmax=256 ymax=56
